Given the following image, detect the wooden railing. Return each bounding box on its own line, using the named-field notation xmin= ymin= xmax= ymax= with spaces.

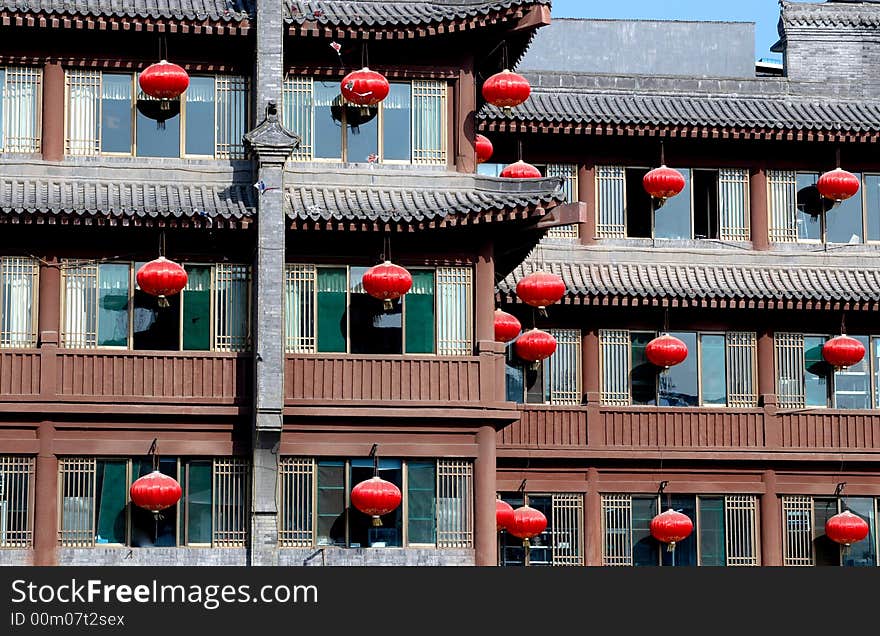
xmin=778 ymin=411 xmax=880 ymax=450
xmin=0 ymin=350 xmax=40 ymax=396
xmin=498 ymin=406 xmax=587 ymax=448
xmin=600 ymin=407 xmax=765 ymax=449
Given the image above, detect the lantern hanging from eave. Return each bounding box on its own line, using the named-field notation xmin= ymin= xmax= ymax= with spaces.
xmin=514 ymin=328 xmax=557 ymax=363
xmin=643 ymin=165 xmax=686 ymax=200
xmin=139 ymin=60 xmax=190 ymax=109
xmin=645 ymin=333 xmax=688 ymax=370
xmin=515 ymin=270 xmax=566 ymax=311
xmin=482 ymin=69 xmax=531 ymax=110
xmin=475 ymin=134 xmax=494 ymax=164
xmin=340 ymin=67 xmax=390 ymax=107
xmin=129 ymin=470 xmax=182 ymax=513
xmin=496 ymin=499 xmax=515 ymax=532
xmin=494 ymin=309 xmax=522 ymax=344
xmin=361 ymin=260 xmax=413 ymax=311
xmin=500 ymin=160 xmax=542 ymax=179
xmin=350 ymin=476 xmax=402 ymax=527
xmin=650 ymin=508 xmax=693 ymax=552
xmin=136 ymin=256 xmax=188 ymax=308
xmin=817 ymin=168 xmax=860 ymax=203
xmin=825 ymin=510 xmax=870 ymax=547
xmin=507 ymin=505 xmax=547 ymax=546
xmin=822 ymin=335 xmax=865 ymax=370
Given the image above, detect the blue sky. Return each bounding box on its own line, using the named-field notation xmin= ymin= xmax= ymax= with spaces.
xmin=549 ymin=0 xmax=815 ymax=60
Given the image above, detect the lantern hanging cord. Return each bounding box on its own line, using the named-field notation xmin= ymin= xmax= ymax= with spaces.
xmin=840 ymin=312 xmax=847 ymax=335
xmin=660 ymin=140 xmax=665 ymax=166
xmin=517 ymin=139 xmax=523 ymax=163
xmin=663 ymin=307 xmax=669 ymax=333
xmin=148 ymin=437 xmax=159 ymax=471
xmin=369 ymin=443 xmax=378 ymax=477
xmin=836 ymin=147 xmax=841 ymax=170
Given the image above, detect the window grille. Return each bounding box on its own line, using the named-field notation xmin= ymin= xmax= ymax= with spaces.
xmin=724 ymin=495 xmax=759 ymax=565
xmin=2 ymin=67 xmax=42 ymax=153
xmin=547 ymin=329 xmax=582 ymax=405
xmin=544 ymin=163 xmax=579 ymax=239
xmin=0 ymin=257 xmax=38 ymax=348
xmin=436 ymin=460 xmax=473 ymax=548
xmin=64 ymin=70 xmax=100 ymax=156
xmin=600 ymin=329 xmax=630 ymax=405
xmin=551 ymin=493 xmax=583 ymax=565
xmin=602 ymin=494 xmax=633 ymax=566
xmin=596 ymin=166 xmax=626 ymax=238
xmin=277 ymin=458 xmax=315 ymax=548
xmin=412 ymin=80 xmax=447 ymax=165
xmin=782 ymin=496 xmax=814 ymax=566
xmin=718 ymin=168 xmax=750 ymax=241
xmin=58 ymin=458 xmax=97 ymax=547
xmin=768 ymin=170 xmax=798 ymax=243
xmin=775 ymin=332 xmax=806 ymax=408
xmin=215 ymin=76 xmax=248 ymax=159
xmin=282 ymin=77 xmax=313 ymax=161
xmin=60 ymin=261 xmax=98 ymax=349
xmin=726 ymin=332 xmax=758 ymax=407
xmin=212 ymin=458 xmax=249 ymax=547
xmin=0 ymin=456 xmax=34 ymax=548
xmin=285 ymin=264 xmax=317 ymax=354
xmin=213 ymin=264 xmax=250 ymax=352
xmin=435 ymin=267 xmax=472 ymax=356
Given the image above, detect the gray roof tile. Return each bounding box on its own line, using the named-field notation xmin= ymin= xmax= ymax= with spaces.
xmin=283 ymin=0 xmax=546 ymax=26
xmin=0 ymin=0 xmax=254 ymax=20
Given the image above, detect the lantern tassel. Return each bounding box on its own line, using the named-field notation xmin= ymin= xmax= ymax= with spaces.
xmin=160 ymin=99 xmax=170 ymax=112
xmin=158 ymin=295 xmax=170 ymax=308
xmin=667 ymin=541 xmax=676 ymax=553
xmin=538 ymin=307 xmax=548 ymax=318
xmin=372 ymin=516 xmax=382 ymax=527
xmin=383 ymin=299 xmax=393 ymax=312
xmin=522 ymin=538 xmax=530 ymax=548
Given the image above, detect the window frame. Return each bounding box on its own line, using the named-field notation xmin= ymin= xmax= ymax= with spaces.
xmin=0 ymin=66 xmax=43 ymax=154
xmin=497 ymin=492 xmax=584 ymax=566
xmin=782 ymin=495 xmax=880 ymax=566
xmin=0 ymin=455 xmax=35 ymax=549
xmin=0 ymin=256 xmax=39 ymax=348
xmin=506 ymin=327 xmax=583 ymax=406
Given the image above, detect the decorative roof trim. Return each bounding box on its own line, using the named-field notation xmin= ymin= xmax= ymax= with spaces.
xmin=0 ymin=10 xmax=251 ymax=35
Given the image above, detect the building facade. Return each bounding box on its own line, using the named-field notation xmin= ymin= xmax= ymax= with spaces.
xmin=0 ymin=0 xmax=879 ymax=568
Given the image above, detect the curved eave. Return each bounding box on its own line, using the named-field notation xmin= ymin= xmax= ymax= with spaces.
xmin=0 ymin=10 xmax=252 ymax=35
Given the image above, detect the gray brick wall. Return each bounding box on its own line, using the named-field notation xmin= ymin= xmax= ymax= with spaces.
xmin=57 ymin=548 xmax=248 ymax=566
xmin=0 ymin=550 xmax=33 ymax=566
xmin=277 ymin=548 xmax=475 ymax=567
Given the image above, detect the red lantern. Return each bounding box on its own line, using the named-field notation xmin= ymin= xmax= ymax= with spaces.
xmin=136 ymin=256 xmax=188 ymax=308
xmin=340 ymin=67 xmax=390 ymax=106
xmin=482 ymin=69 xmax=531 ymax=109
xmin=825 ymin=510 xmax=870 ymax=547
xmin=817 ymin=168 xmax=860 ymax=202
xmin=643 ymin=165 xmax=686 ymax=200
xmin=507 ymin=505 xmax=547 ymax=545
xmin=822 ymin=335 xmax=865 ymax=370
xmin=516 ymin=271 xmax=566 ymax=311
xmin=494 ymin=309 xmax=522 ymax=344
xmin=650 ymin=508 xmax=694 ymax=551
xmin=139 ymin=60 xmax=190 ymax=101
xmin=350 ymin=476 xmax=402 ymax=527
xmin=496 ymin=499 xmax=515 ymax=532
xmin=129 ymin=470 xmax=182 ymax=512
xmin=475 ymin=134 xmax=493 ymax=164
xmin=361 ymin=260 xmax=413 ymax=311
xmin=514 ymin=328 xmax=557 ymax=363
xmin=500 ymin=160 xmax=542 ymax=179
xmin=645 ymin=333 xmax=688 ymax=369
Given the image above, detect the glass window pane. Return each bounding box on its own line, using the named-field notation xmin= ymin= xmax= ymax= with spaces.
xmin=701 ymin=334 xmax=727 ymax=405
xmin=345 ymin=101 xmax=379 ymax=163
xmin=136 ymin=72 xmax=181 ymax=158
xmin=130 ymin=458 xmax=178 ymax=547
xmin=406 ymin=462 xmax=435 ymax=545
xmin=0 ymin=69 xmax=4 ymax=147
xmin=382 ymin=83 xmax=411 ymax=161
xmin=97 ymin=264 xmax=130 ymax=347
xmin=631 ymin=332 xmax=657 ymax=406
xmin=826 ymin=172 xmax=863 ymax=244
xmin=477 ymin=163 xmax=505 ymax=177
xmin=842 ymin=497 xmax=876 ymax=567
xmin=632 ymin=496 xmax=659 ymax=566
xmin=834 ymin=335 xmax=870 ymax=409
xmin=404 ymin=270 xmax=434 ymax=354
xmin=653 ymin=169 xmax=692 ymax=239
xmin=186 ymin=461 xmax=212 ymax=544
xmin=133 ymin=261 xmax=180 ymax=351
xmin=525 ymin=495 xmax=553 ymax=566
xmin=659 ymin=331 xmax=698 ymax=407
xmin=317 ymin=461 xmax=346 ymax=546
xmin=314 ymin=81 xmax=342 ymax=159
xmin=505 ymin=346 xmax=524 ymax=403
xmin=796 ymin=172 xmax=829 ymax=241
xmin=95 ymin=460 xmax=127 ymax=544
xmin=874 ymin=338 xmax=880 ymax=409
xmin=524 ymin=360 xmax=546 ymax=404
xmin=185 ymin=76 xmax=215 ymax=156
xmin=316 ymin=267 xmax=347 ymax=353
xmin=661 ymin=495 xmax=697 ymax=566
xmin=813 ymin=497 xmax=839 ymax=566
xmin=349 ymin=460 xmax=402 ymax=548
xmin=182 ymin=265 xmax=211 ymax=351
xmin=101 ymin=73 xmax=132 ymax=153
xmin=698 ymin=497 xmax=726 ymax=566
xmin=865 ymin=175 xmax=880 ymax=241
xmin=499 ymin=494 xmax=525 ymax=566
xmin=349 ymin=266 xmax=402 ymax=354
xmin=805 ymin=336 xmax=830 ymax=407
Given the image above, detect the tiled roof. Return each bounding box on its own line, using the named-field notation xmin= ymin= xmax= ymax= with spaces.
xmin=479 ymin=73 xmax=880 ymax=133
xmin=284 ymin=0 xmax=546 ymax=26
xmin=284 ymin=163 xmax=564 ymax=226
xmin=499 ymin=244 xmax=880 ymax=305
xmin=0 ymin=0 xmax=254 ymax=20
xmin=0 ymin=159 xmax=255 ymax=224
xmin=781 ymin=0 xmax=880 ymax=28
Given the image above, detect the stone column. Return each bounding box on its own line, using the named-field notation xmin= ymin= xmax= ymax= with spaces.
xmin=474 ymin=425 xmax=497 ymax=566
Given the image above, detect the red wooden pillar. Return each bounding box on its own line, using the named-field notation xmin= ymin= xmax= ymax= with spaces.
xmin=578 ymin=164 xmax=596 ymax=245
xmin=750 ymin=167 xmax=769 ymax=250
xmin=760 ymin=470 xmax=782 ymax=566
xmin=454 ymin=56 xmax=476 ymax=173
xmin=585 ymin=467 xmax=602 ymax=566
xmin=41 ymin=61 xmax=65 ymax=162
xmin=474 ymin=425 xmax=497 ymax=566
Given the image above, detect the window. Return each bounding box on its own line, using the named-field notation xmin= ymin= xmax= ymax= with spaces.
xmin=0 ymin=257 xmax=38 ymax=348
xmin=595 ymin=166 xmax=749 ymax=240
xmin=498 ymin=493 xmax=583 ymax=566
xmin=283 ymin=77 xmax=447 ymax=165
xmin=768 ymin=170 xmax=868 ymax=244
xmin=58 ymin=457 xmax=248 ymax=548
xmin=783 ymin=496 xmax=878 ymax=566
xmin=506 ymin=328 xmax=582 ymax=405
xmin=60 ymin=261 xmax=250 ymax=351
xmin=599 ymin=330 xmax=757 ymax=407
xmin=284 ymin=264 xmax=471 ymax=356
xmin=0 ymin=67 xmax=42 ymax=153
xmin=65 ymin=70 xmax=248 ymax=159
xmin=0 ymin=456 xmax=34 ymax=548
xmin=775 ymin=333 xmax=874 ymax=409
xmin=278 ymin=457 xmax=472 ymax=549
xmin=601 ymin=494 xmax=758 ymax=566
